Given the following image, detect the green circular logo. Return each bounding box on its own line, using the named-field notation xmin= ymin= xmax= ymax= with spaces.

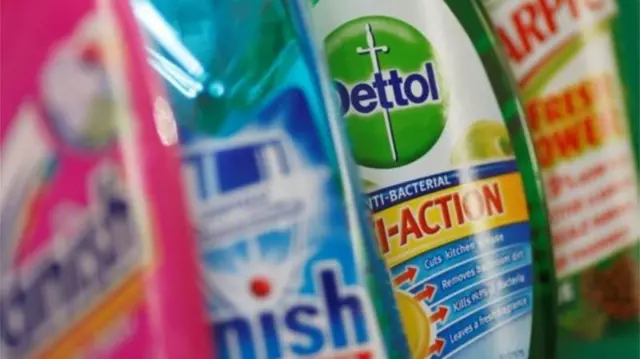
xmin=326 ymin=16 xmax=448 ymax=168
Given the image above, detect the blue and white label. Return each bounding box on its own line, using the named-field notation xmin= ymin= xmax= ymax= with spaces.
xmin=180 ymin=88 xmax=386 ymax=359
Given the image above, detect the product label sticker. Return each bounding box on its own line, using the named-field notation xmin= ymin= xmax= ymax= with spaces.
xmin=487 ymin=0 xmax=640 ymax=337
xmin=0 ymin=4 xmax=148 ymax=358
xmin=180 ymin=87 xmax=386 ymax=359
xmin=313 ymin=0 xmax=535 ymax=358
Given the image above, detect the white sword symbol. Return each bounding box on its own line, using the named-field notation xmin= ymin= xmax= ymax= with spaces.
xmin=357 ymin=23 xmax=398 ymax=162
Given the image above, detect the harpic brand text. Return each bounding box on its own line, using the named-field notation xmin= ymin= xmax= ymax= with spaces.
xmin=496 ymin=0 xmax=615 ymax=65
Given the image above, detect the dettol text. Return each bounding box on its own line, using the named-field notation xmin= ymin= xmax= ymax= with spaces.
xmin=336 ymin=62 xmax=441 ymax=116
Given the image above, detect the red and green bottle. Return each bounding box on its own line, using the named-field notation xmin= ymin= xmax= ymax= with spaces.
xmin=483 ymin=0 xmax=640 ymax=357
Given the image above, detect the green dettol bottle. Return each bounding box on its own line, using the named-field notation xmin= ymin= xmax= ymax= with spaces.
xmin=483 ymin=0 xmax=640 ymax=358
xmin=310 ymin=0 xmax=557 ymax=358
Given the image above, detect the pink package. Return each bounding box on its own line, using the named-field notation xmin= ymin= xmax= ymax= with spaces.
xmin=0 ymin=0 xmax=213 ymax=358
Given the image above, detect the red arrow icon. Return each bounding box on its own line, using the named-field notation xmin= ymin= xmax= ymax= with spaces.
xmin=429 ymin=338 xmax=446 ymax=356
xmin=414 ymin=283 xmax=437 ymax=302
xmin=393 ymin=266 xmax=418 ymax=286
xmin=429 ymin=306 xmax=449 ymax=324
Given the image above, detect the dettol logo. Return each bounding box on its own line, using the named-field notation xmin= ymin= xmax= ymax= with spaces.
xmin=326 ymin=16 xmax=447 ymax=168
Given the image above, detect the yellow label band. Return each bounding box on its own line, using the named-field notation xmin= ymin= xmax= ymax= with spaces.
xmin=374 ymin=173 xmax=529 ymax=267
xmin=31 ymin=271 xmax=145 ymax=359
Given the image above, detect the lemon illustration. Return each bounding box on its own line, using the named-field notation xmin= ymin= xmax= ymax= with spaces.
xmin=362 ymin=178 xmax=378 ymax=192
xmin=451 ymin=120 xmax=514 ymax=165
xmin=395 ymin=291 xmax=432 ymax=359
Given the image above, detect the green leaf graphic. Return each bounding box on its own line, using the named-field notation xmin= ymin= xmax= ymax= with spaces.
xmin=522 ymin=18 xmax=614 ymax=99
